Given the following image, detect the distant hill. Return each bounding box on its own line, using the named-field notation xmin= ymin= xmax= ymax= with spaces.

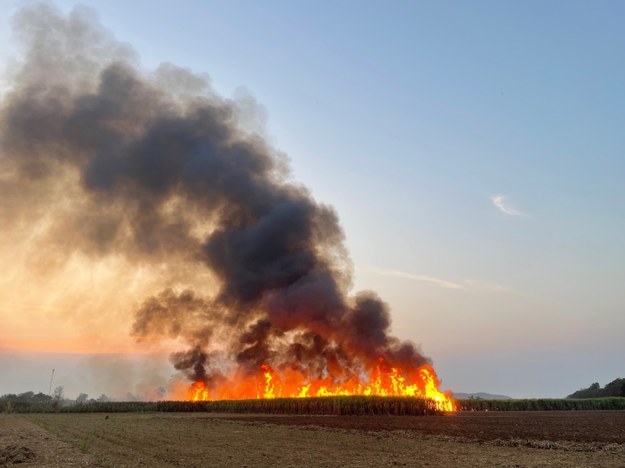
xmin=453 ymin=392 xmax=511 ymax=400
xmin=567 ymin=378 xmax=625 ymax=399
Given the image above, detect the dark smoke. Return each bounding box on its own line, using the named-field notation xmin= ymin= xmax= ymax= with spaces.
xmin=0 ymin=4 xmax=429 ymax=386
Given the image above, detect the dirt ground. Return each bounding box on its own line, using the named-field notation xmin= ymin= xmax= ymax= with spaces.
xmin=224 ymin=410 xmax=625 ymax=444
xmin=0 ymin=411 xmax=623 ymax=467
xmin=0 ymin=414 xmax=90 ymax=466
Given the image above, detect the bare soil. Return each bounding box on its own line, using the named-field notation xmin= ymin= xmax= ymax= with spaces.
xmin=223 ymin=410 xmax=625 ymax=444
xmin=0 ymin=414 xmax=91 ymax=466
xmin=0 ymin=411 xmax=623 ymax=467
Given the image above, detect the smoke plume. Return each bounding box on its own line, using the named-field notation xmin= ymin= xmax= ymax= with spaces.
xmin=0 ymin=5 xmax=429 ymax=389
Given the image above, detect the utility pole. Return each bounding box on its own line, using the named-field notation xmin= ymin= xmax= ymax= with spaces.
xmin=48 ymin=368 xmax=55 ymax=395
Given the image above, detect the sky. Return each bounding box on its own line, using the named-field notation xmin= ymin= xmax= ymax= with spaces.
xmin=0 ymin=0 xmax=624 ymax=399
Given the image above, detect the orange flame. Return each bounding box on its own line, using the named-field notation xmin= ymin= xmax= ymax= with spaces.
xmin=188 ymin=357 xmax=455 ymax=411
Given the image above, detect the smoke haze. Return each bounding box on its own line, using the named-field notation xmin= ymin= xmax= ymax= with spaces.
xmin=0 ymin=4 xmax=429 ymax=394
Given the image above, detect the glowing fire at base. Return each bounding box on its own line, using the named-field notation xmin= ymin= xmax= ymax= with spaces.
xmin=188 ymin=357 xmax=455 ymax=411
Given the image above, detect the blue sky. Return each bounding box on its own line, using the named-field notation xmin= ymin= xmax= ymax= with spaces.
xmin=1 ymin=1 xmax=624 ymax=398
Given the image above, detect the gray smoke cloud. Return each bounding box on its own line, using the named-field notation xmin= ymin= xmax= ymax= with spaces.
xmin=0 ymin=4 xmax=429 ymax=388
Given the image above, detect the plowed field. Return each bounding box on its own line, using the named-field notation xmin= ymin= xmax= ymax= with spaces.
xmin=0 ymin=411 xmax=623 ymax=467
xmin=223 ymin=410 xmax=625 ymax=444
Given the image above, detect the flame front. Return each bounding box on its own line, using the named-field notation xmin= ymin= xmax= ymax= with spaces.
xmin=188 ymin=357 xmax=455 ymax=411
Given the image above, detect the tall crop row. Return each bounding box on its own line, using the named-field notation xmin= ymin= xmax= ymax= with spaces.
xmin=458 ymin=397 xmax=625 ymax=411
xmin=202 ymin=396 xmax=440 ymax=415
xmin=1 ymin=396 xmax=441 ymax=415
xmin=4 ymin=396 xmax=625 ymax=414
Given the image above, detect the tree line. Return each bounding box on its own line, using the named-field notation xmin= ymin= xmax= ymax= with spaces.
xmin=0 ymin=387 xmax=112 ymax=413
xmin=567 ymin=378 xmax=625 ymax=399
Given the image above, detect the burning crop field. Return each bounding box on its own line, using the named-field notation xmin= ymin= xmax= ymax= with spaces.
xmin=2 ymin=3 xmax=625 ymax=467
xmin=0 ymin=3 xmax=453 ymax=411
xmin=185 ymin=359 xmax=453 ymax=412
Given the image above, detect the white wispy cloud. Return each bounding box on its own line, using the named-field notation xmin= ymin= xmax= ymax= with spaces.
xmin=490 ymin=194 xmax=524 ymax=216
xmin=360 ymin=266 xmax=465 ymax=289
xmin=361 ymin=267 xmax=516 ymax=294
xmin=462 ymin=279 xmax=517 ymax=294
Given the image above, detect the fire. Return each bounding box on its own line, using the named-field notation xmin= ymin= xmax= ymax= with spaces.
xmin=188 ymin=357 xmax=455 ymax=411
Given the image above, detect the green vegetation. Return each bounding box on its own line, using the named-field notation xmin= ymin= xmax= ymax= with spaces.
xmin=4 ymin=393 xmax=625 ymax=414
xmin=79 ymin=437 xmax=90 ymax=454
xmin=567 ymin=378 xmax=625 ymax=399
xmin=198 ymin=396 xmax=442 ymax=415
xmin=76 ymin=396 xmax=445 ymax=415
xmin=2 ymin=396 xmax=441 ymax=415
xmin=457 ymin=397 xmax=625 ymax=411
xmin=0 ymin=391 xmax=55 ymax=413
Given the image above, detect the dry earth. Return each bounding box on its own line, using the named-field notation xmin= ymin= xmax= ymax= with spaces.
xmin=0 ymin=414 xmax=90 ymax=466
xmin=0 ymin=412 xmax=623 ymax=467
xmin=225 ymin=411 xmax=625 ymax=444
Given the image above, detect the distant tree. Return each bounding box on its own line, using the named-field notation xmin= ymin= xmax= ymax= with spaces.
xmin=75 ymin=393 xmax=89 ymax=404
xmin=18 ymin=391 xmax=35 ymax=402
xmin=33 ymin=392 xmax=52 ymax=403
xmin=567 ymin=379 xmax=625 ymax=398
xmin=53 ymin=386 xmax=64 ymax=402
xmin=604 ymin=378 xmax=625 ymax=397
xmin=97 ymin=394 xmax=110 ymax=402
